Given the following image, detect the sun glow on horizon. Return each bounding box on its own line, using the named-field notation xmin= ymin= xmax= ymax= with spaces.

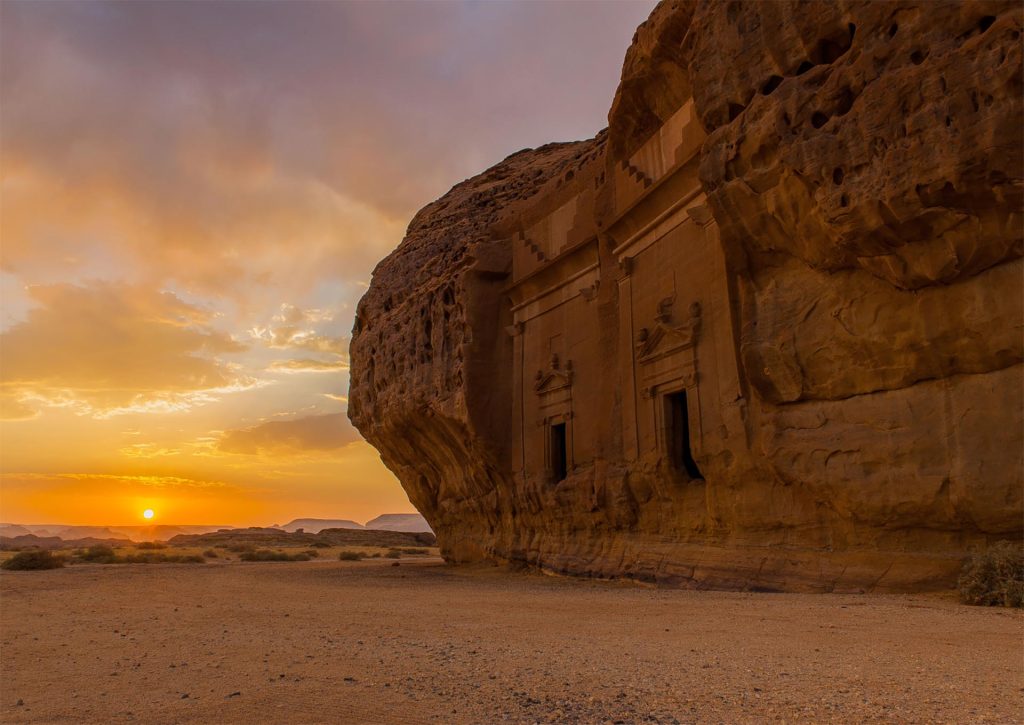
xmin=142 ymin=508 xmax=155 ymax=520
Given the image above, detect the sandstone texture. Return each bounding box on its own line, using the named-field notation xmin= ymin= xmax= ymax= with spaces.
xmin=349 ymin=0 xmax=1023 ymax=592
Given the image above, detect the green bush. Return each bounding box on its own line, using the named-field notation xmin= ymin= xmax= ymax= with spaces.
xmin=958 ymin=540 xmax=1024 ymax=607
xmin=2 ymin=550 xmax=64 ymax=570
xmin=338 ymin=550 xmax=364 ymax=561
xmin=239 ymin=549 xmax=310 ymax=562
xmin=79 ymin=545 xmax=117 ymax=564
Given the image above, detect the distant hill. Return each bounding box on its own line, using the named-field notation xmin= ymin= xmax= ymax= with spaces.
xmin=279 ymin=518 xmax=364 ymax=533
xmin=1 ymin=524 xmax=233 ymax=543
xmin=169 ymin=526 xmax=435 ymax=549
xmin=53 ymin=526 xmax=131 ymax=540
xmin=364 ymin=513 xmax=432 ymax=533
xmin=0 ymin=534 xmax=133 ymax=551
xmin=107 ymin=525 xmax=232 ymax=542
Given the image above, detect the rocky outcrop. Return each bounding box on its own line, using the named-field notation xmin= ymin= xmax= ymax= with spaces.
xmin=349 ymin=0 xmax=1023 ymax=592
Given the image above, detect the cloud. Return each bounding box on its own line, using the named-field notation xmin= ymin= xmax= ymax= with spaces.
xmin=267 ymin=359 xmax=348 ymax=374
xmin=217 ymin=412 xmax=359 ymax=456
xmin=4 ymin=472 xmax=227 ymax=489
xmin=0 ymin=282 xmax=257 ymax=418
xmin=249 ymin=303 xmax=348 ymax=355
xmin=119 ymin=443 xmax=182 ymax=458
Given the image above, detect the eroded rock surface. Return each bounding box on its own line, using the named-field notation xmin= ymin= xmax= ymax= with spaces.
xmin=349 ymin=0 xmax=1023 ymax=591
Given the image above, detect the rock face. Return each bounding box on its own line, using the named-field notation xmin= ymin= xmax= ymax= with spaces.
xmin=349 ymin=0 xmax=1023 ymax=592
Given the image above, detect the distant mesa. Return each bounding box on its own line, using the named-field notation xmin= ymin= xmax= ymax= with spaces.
xmin=278 ymin=518 xmax=364 ymax=533
xmin=0 ymin=524 xmax=33 ymax=538
xmin=0 ymin=514 xmax=433 ymax=543
xmin=1 ymin=534 xmax=133 ymax=551
xmin=364 ymin=513 xmax=433 ymax=533
xmin=167 ymin=526 xmax=435 ymax=549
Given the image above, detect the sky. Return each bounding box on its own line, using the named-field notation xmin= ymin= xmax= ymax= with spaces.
xmin=0 ymin=0 xmax=656 ymax=527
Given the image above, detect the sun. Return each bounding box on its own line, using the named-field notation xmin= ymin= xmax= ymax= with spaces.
xmin=142 ymin=509 xmax=155 ymax=520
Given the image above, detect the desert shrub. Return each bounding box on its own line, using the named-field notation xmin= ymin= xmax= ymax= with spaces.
xmin=239 ymin=549 xmax=310 ymax=562
xmin=370 ymin=552 xmax=382 ymax=558
xmin=385 ymin=549 xmax=402 ymax=559
xmin=135 ymin=541 xmax=166 ymax=550
xmin=227 ymin=543 xmax=256 ymax=554
xmin=203 ymin=549 xmax=218 ymax=558
xmin=2 ymin=550 xmax=64 ymax=571
xmin=303 ymin=549 xmax=320 ymax=558
xmin=398 ymin=547 xmax=429 ymax=556
xmin=311 ymin=541 xmax=331 ymax=548
xmin=338 ymin=550 xmax=364 ymax=561
xmin=79 ymin=545 xmax=117 ymax=564
xmin=958 ymin=541 xmax=1024 ymax=607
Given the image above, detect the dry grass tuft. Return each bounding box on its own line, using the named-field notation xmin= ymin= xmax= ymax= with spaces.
xmin=958 ymin=540 xmax=1024 ymax=608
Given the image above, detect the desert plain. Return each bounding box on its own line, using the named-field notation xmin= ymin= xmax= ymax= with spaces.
xmin=2 ymin=558 xmax=1022 ymax=724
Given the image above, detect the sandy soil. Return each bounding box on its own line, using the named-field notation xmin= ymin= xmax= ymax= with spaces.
xmin=2 ymin=559 xmax=1021 ymax=724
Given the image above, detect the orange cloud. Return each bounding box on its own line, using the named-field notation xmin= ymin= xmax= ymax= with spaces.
xmin=267 ymin=359 xmax=348 ymax=374
xmin=1 ymin=282 xmax=257 ymax=418
xmin=250 ymin=303 xmax=348 ymax=355
xmin=217 ymin=413 xmax=359 ymax=456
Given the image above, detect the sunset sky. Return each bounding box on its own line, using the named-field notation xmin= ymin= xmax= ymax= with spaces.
xmin=0 ymin=0 xmax=656 ymax=526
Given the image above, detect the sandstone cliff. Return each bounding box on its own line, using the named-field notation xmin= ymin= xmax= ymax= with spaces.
xmin=349 ymin=0 xmax=1023 ymax=592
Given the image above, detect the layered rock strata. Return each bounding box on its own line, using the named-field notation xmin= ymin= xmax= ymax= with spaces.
xmin=349 ymin=0 xmax=1023 ymax=591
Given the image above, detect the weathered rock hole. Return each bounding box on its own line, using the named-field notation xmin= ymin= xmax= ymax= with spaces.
xmin=945 ymin=116 xmax=953 ymax=127
xmin=978 ymin=15 xmax=996 ymax=33
xmin=727 ymin=102 xmax=746 ymax=122
xmin=939 ymin=76 xmax=947 ymax=92
xmin=832 ymin=167 xmax=845 ymax=185
xmin=888 ymin=23 xmax=899 ymax=37
xmin=811 ymin=111 xmax=829 ymax=129
xmin=834 ymin=87 xmax=856 ymax=117
xmin=761 ymin=75 xmax=783 ymax=95
xmin=910 ymin=50 xmax=926 ymax=65
xmin=796 ymin=60 xmax=814 ymax=75
xmin=840 ymin=194 xmax=850 ymax=207
xmin=812 ymin=37 xmax=849 ymax=65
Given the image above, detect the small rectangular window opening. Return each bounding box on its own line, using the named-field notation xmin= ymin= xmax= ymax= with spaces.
xmin=666 ymin=391 xmax=703 ymax=480
xmin=550 ymin=422 xmax=567 ymax=482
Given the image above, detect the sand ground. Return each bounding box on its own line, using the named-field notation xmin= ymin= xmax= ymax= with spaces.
xmin=1 ymin=558 xmax=1021 ymax=724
